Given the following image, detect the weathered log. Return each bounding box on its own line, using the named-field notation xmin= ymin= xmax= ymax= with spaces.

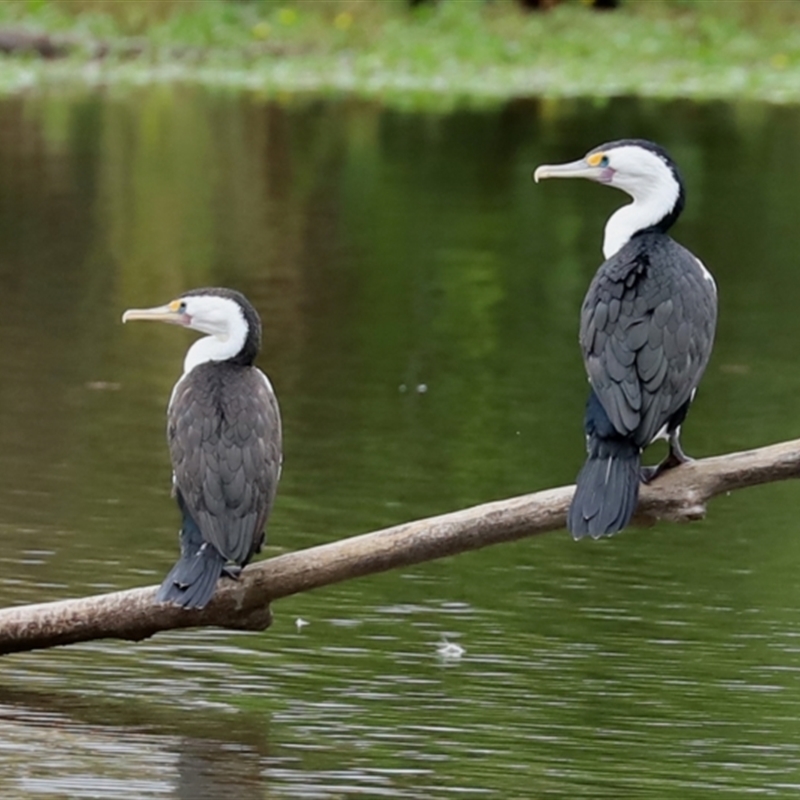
xmin=0 ymin=438 xmax=798 ymax=656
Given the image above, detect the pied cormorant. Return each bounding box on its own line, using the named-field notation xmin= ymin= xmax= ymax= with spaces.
xmin=534 ymin=139 xmax=717 ymax=538
xmin=122 ymin=288 xmax=282 ymax=608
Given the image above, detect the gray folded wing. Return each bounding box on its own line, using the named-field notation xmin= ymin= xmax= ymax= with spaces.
xmin=580 ymin=234 xmax=717 ymax=448
xmin=168 ymin=365 xmax=282 ymax=565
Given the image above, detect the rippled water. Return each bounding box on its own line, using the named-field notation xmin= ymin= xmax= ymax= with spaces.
xmin=0 ymin=91 xmax=800 ymax=798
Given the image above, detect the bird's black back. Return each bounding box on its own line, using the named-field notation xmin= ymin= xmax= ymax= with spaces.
xmin=168 ymin=362 xmax=282 ymax=565
xmin=580 ymin=231 xmax=717 ymax=448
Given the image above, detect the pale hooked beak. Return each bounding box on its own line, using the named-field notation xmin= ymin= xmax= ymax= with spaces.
xmin=533 ymin=158 xmax=611 ymax=184
xmin=122 ymin=303 xmax=188 ymax=326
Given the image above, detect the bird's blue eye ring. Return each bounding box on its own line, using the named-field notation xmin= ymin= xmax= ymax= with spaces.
xmin=599 ymin=155 xmax=609 ymax=167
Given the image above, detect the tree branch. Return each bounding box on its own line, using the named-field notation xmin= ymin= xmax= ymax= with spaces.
xmin=0 ymin=438 xmax=798 ymax=656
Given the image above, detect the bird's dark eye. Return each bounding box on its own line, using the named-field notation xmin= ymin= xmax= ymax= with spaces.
xmin=178 ymin=301 xmax=187 ymax=313
xmin=599 ymin=155 xmax=610 ymax=167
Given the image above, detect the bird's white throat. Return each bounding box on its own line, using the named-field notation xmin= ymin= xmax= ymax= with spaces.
xmin=182 ymin=299 xmax=249 ymax=375
xmin=603 ymin=196 xmax=672 ymax=259
xmin=601 ymin=147 xmax=681 ymax=259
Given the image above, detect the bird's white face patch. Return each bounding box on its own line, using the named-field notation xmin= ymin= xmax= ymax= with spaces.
xmin=181 ymin=295 xmax=249 ymax=374
xmin=182 ymin=295 xmax=244 ymax=339
xmin=600 ymin=146 xmax=677 ymax=197
xmin=600 ymin=145 xmax=681 ymax=259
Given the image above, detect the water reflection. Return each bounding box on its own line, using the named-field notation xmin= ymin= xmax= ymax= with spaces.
xmin=0 ymin=91 xmax=799 ymax=796
xmin=0 ymin=688 xmax=267 ymax=799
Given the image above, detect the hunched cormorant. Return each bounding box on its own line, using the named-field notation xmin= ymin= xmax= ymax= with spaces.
xmin=123 ymin=288 xmax=282 ymax=608
xmin=534 ymin=139 xmax=717 ymax=538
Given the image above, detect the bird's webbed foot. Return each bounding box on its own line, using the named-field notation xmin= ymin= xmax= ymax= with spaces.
xmin=222 ymin=565 xmax=243 ymax=581
xmin=640 ymin=432 xmax=693 ymax=484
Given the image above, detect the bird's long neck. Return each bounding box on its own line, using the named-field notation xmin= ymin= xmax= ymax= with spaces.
xmin=603 ymin=198 xmax=667 ymax=259
xmin=183 ymin=330 xmax=246 ymax=375
xmin=602 ymin=175 xmax=682 ymax=259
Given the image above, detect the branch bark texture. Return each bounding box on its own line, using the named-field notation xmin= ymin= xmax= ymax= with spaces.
xmin=0 ymin=438 xmax=798 ymax=656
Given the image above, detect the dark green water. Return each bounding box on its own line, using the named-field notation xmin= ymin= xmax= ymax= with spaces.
xmin=1 ymin=90 xmax=800 ymax=798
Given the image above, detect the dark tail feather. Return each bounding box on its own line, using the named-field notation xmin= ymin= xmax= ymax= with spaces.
xmin=567 ymin=439 xmax=641 ymax=539
xmin=155 ymin=544 xmax=226 ymax=610
xmin=155 ymin=502 xmax=226 ymax=610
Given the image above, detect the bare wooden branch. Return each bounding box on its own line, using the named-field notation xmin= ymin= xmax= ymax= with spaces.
xmin=0 ymin=438 xmax=798 ymax=656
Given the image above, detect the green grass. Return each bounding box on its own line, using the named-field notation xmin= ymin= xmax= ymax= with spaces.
xmin=1 ymin=0 xmax=800 ymax=106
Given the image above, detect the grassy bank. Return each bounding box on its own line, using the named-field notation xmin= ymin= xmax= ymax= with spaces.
xmin=1 ymin=0 xmax=800 ymax=106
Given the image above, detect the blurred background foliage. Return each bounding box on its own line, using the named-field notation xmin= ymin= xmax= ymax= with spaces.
xmin=0 ymin=0 xmax=798 ymax=105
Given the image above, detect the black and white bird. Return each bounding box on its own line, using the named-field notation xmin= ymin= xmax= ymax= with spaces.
xmin=123 ymin=288 xmax=282 ymax=608
xmin=535 ymin=139 xmax=717 ymax=538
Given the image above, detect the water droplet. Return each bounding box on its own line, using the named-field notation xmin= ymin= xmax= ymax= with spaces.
xmin=436 ymin=636 xmax=465 ymax=660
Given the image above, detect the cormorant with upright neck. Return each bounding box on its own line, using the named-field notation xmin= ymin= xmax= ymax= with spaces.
xmin=535 ymin=139 xmax=717 ymax=538
xmin=123 ymin=288 xmax=282 ymax=608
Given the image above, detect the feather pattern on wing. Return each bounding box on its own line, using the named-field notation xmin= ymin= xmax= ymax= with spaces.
xmin=580 ymin=232 xmax=717 ymax=448
xmin=168 ymin=364 xmax=282 ymax=567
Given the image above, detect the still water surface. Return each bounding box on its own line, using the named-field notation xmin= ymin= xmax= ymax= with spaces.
xmin=1 ymin=91 xmax=800 ymax=797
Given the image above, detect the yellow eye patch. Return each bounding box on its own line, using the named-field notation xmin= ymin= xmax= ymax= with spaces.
xmin=586 ymin=152 xmax=606 ymax=167
xmin=169 ymin=300 xmax=183 ymax=312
